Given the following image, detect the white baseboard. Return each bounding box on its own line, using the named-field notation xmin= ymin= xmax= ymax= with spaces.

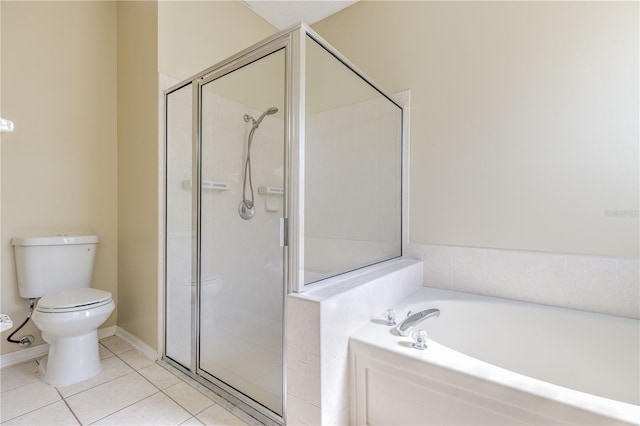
xmin=98 ymin=325 xmax=117 ymax=340
xmin=0 ymin=343 xmax=49 ymax=368
xmin=114 ymin=327 xmax=159 ymax=361
xmin=1 ymin=325 xmax=157 ymax=369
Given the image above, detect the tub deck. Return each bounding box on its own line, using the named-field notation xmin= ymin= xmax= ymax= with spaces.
xmin=349 ymin=287 xmax=640 ymax=425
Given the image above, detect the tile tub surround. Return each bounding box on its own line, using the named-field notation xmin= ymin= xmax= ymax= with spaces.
xmin=286 ymin=258 xmax=423 ymax=425
xmin=410 ymin=243 xmax=640 ymax=319
xmin=0 ymin=336 xmax=258 ymax=426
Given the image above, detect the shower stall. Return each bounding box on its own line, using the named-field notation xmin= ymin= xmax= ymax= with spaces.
xmin=164 ymin=24 xmax=403 ymax=424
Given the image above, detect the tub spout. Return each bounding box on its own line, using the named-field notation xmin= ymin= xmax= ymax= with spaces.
xmin=395 ymin=308 xmax=440 ymax=336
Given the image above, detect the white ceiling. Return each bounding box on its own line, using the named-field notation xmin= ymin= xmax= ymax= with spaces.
xmin=243 ymin=0 xmax=358 ymax=30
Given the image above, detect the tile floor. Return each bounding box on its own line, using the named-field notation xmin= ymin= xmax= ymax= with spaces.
xmin=198 ymin=313 xmax=282 ymax=415
xmin=0 ymin=336 xmax=263 ymax=425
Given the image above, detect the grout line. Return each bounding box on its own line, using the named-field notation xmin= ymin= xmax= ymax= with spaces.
xmin=157 ymin=361 xmax=265 ymax=425
xmin=55 ymin=388 xmax=83 ymax=426
xmin=84 ymin=391 xmax=163 ymax=426
xmin=0 ymin=399 xmax=62 ymax=425
xmin=2 ymin=337 xmax=263 ymax=426
xmin=55 ymin=342 xmax=155 ymax=425
xmin=55 ymin=356 xmax=135 ymax=398
xmin=159 ymin=385 xmax=216 ymax=418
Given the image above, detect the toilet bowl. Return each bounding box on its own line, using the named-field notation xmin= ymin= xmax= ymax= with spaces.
xmin=32 ymin=287 xmax=115 ymax=386
xmin=11 ymin=235 xmax=115 ymax=387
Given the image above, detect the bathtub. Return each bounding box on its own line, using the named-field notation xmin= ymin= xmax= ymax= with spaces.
xmin=349 ymin=287 xmax=639 ymax=425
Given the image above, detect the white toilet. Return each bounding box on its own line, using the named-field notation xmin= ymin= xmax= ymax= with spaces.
xmin=12 ymin=235 xmax=115 ymax=387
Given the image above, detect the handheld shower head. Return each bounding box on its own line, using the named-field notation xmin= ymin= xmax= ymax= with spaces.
xmin=254 ymin=107 xmax=279 ymax=128
xmin=244 ymin=107 xmax=279 ymax=129
xmin=239 ymin=106 xmax=279 ymax=220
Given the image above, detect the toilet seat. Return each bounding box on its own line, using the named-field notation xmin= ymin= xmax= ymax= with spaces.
xmin=37 ymin=288 xmax=113 ymax=313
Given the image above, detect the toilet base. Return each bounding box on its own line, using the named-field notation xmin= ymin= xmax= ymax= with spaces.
xmin=40 ymin=330 xmax=102 ymax=387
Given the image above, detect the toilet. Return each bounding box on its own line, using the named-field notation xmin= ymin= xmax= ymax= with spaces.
xmin=12 ymin=235 xmax=115 ymax=387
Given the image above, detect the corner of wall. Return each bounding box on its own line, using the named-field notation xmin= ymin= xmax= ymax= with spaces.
xmin=116 ymin=0 xmax=160 ymax=351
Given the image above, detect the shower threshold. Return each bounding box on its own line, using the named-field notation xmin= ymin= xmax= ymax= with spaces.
xmin=159 ymin=357 xmax=281 ymax=426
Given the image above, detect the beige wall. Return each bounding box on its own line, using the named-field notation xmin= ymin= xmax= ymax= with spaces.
xmin=1 ymin=1 xmax=118 ymax=355
xmin=1 ymin=2 xmax=3 ymax=296
xmin=117 ymin=1 xmax=159 ymax=350
xmin=117 ymin=1 xmax=275 ymax=351
xmin=314 ymin=1 xmax=639 ymax=258
xmin=0 ymin=0 xmax=277 ymax=358
xmin=158 ymin=0 xmax=276 ymax=81
xmin=1 ymin=0 xmax=636 ymax=360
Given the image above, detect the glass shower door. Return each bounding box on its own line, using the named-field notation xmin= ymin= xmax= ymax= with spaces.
xmin=165 ymin=82 xmax=194 ymax=369
xmin=198 ymin=49 xmax=285 ymax=416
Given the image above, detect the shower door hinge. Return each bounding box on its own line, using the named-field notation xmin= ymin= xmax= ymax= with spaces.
xmin=280 ymin=217 xmax=288 ymax=247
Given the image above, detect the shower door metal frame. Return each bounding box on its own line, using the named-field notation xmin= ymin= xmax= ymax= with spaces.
xmin=194 ymin=36 xmax=291 ymax=425
xmin=163 ymin=22 xmax=403 ymax=426
xmin=163 ymin=27 xmax=299 ymax=426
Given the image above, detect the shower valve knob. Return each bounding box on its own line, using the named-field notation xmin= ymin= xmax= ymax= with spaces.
xmin=411 ymin=328 xmax=428 ymax=350
xmin=383 ymin=309 xmax=396 ymax=326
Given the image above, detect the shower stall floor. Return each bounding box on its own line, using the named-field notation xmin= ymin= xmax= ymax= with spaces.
xmin=200 ymin=310 xmax=283 ymax=414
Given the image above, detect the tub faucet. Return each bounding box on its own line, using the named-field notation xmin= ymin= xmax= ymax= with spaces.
xmin=394 ymin=308 xmax=440 ymax=336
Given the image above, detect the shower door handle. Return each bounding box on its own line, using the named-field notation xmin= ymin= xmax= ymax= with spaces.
xmin=280 ymin=218 xmax=288 ymax=247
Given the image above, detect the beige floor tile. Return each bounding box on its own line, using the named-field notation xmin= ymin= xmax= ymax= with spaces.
xmin=0 ymin=380 xmax=61 ymax=422
xmin=93 ymin=392 xmax=191 ymax=425
xmin=99 ymin=344 xmax=114 ymax=359
xmin=0 ymin=354 xmax=268 ymax=426
xmin=138 ymin=364 xmax=182 ymax=390
xmin=56 ymin=355 xmax=134 ymax=398
xmin=117 ymin=349 xmax=155 ymax=370
xmin=2 ymin=400 xmax=79 ymax=425
xmin=196 ymin=405 xmax=248 ymax=426
xmin=180 ymin=417 xmax=205 ymax=426
xmin=0 ymin=360 xmax=42 ymax=393
xmin=65 ymin=372 xmax=158 ymax=424
xmin=164 ymin=381 xmax=214 ymax=415
xmin=99 ymin=336 xmax=133 ymax=354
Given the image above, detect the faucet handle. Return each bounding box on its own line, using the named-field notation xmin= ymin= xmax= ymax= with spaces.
xmin=383 ymin=309 xmax=396 ymax=326
xmin=411 ymin=328 xmax=428 ymax=350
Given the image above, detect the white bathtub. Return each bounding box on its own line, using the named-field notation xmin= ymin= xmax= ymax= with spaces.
xmin=350 ymin=287 xmax=639 ymax=425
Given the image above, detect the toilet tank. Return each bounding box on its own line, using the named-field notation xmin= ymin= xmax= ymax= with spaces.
xmin=12 ymin=235 xmax=99 ymax=299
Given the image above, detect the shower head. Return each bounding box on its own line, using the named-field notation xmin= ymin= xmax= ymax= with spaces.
xmin=243 ymin=106 xmax=279 ymax=129
xmin=239 ymin=105 xmax=280 ymax=220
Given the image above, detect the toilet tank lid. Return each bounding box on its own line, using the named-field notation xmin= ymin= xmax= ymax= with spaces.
xmin=12 ymin=235 xmax=99 ymax=246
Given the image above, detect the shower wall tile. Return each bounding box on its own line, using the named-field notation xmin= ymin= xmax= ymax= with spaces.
xmin=321 ymin=352 xmax=349 ymax=425
xmin=484 ymin=249 xmax=526 ymax=300
xmin=566 ymin=255 xmax=617 ymax=315
xmin=616 ymin=259 xmax=639 ymax=318
xmin=405 ymin=242 xmax=423 ymax=263
xmin=412 ymin=243 xmax=639 ymax=319
xmin=305 ymin=96 xmax=402 ymax=273
xmin=521 ymin=251 xmax=568 ymax=307
xmin=286 ymin=297 xmax=321 ymax=425
xmin=451 ymin=246 xmax=486 ymax=294
xmin=422 ymin=244 xmax=453 ymax=289
xmin=287 ymin=298 xmax=320 ymax=357
xmin=286 ymin=259 xmax=423 ymax=425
